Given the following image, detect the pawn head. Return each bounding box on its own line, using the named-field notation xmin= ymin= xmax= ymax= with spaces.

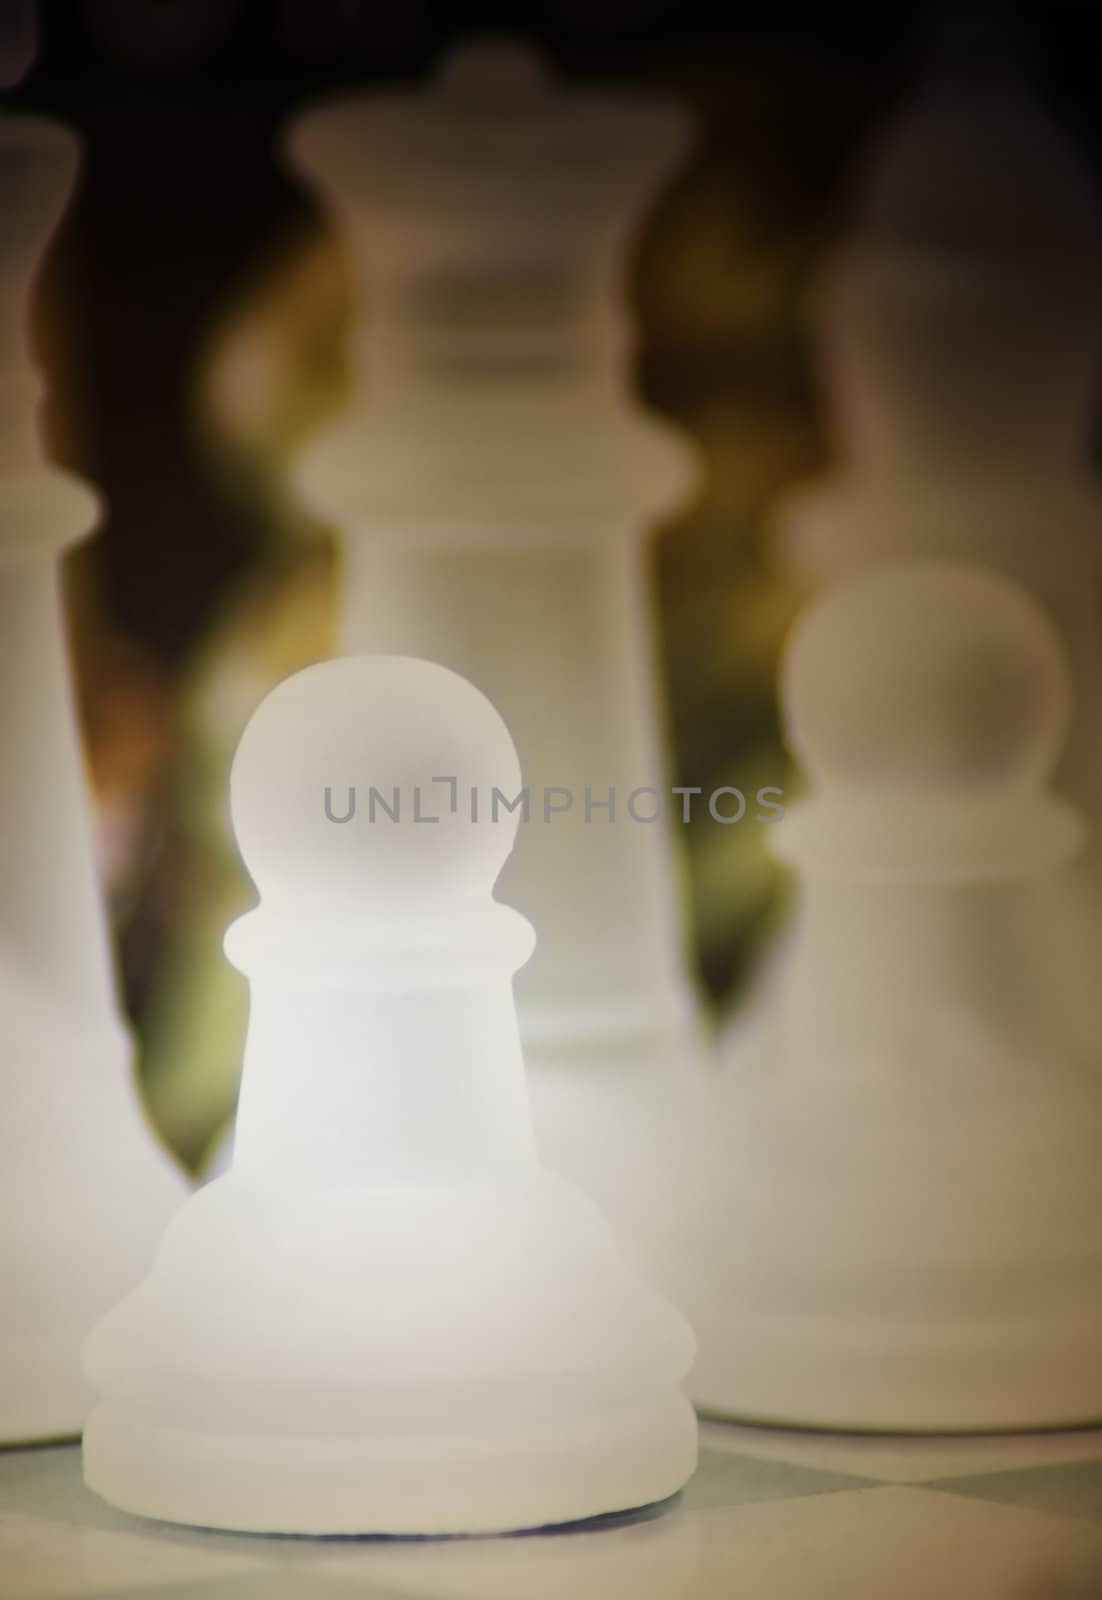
xmin=229 ymin=656 xmax=523 ymax=912
xmin=782 ymin=562 xmax=1072 ymax=797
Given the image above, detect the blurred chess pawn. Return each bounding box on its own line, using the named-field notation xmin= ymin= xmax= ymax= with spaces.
xmin=686 ymin=562 xmax=1102 ymax=1429
xmin=775 ymin=22 xmax=1102 ymax=1055
xmin=83 ymin=655 xmax=696 ymax=1534
xmin=0 ymin=108 xmax=184 ymax=1442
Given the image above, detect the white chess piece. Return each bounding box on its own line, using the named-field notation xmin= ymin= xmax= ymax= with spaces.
xmin=688 ymin=561 xmax=1102 ymax=1429
xmin=0 ymin=112 xmax=185 ymax=1443
xmin=82 ymin=655 xmax=697 ymax=1534
xmin=284 ymin=42 xmax=710 ymax=1254
xmin=776 ymin=34 xmax=1102 ymax=1037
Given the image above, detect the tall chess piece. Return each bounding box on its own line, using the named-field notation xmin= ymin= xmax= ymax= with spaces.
xmin=777 ymin=31 xmax=1102 ymax=1043
xmin=82 ymin=655 xmax=697 ymax=1534
xmin=286 ymin=43 xmax=709 ymax=1248
xmin=0 ymin=113 xmax=184 ymax=1442
xmin=689 ymin=562 xmax=1102 ymax=1429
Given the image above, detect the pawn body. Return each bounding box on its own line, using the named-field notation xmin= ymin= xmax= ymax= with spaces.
xmin=688 ymin=563 xmax=1102 ymax=1429
xmin=81 ymin=656 xmax=696 ymax=1534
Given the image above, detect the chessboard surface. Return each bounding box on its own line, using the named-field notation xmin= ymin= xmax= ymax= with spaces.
xmin=3 ymin=1419 xmax=1102 ymax=1598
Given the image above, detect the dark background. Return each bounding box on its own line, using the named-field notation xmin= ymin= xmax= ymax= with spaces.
xmin=12 ymin=1 xmax=1100 ymax=664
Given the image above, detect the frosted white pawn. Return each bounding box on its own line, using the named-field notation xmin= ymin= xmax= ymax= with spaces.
xmin=687 ymin=562 xmax=1102 ymax=1429
xmin=81 ymin=655 xmax=697 ymax=1535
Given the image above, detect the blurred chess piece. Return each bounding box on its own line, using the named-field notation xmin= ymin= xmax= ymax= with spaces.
xmin=688 ymin=562 xmax=1102 ymax=1428
xmin=83 ymin=655 xmax=696 ymax=1534
xmin=776 ymin=22 xmax=1102 ymax=1052
xmin=285 ymin=43 xmax=711 ymax=1258
xmin=0 ymin=0 xmax=36 ymax=88
xmin=0 ymin=110 xmax=185 ymax=1442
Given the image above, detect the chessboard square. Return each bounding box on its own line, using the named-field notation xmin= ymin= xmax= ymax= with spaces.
xmin=929 ymin=1457 xmax=1102 ymax=1524
xmin=0 ymin=1510 xmax=264 ymax=1599
xmin=81 ymin=1572 xmax=366 ymax=1600
xmin=0 ymin=1443 xmax=328 ymax=1571
xmin=680 ymin=1446 xmax=875 ymax=1511
xmin=691 ymin=1484 xmax=1102 ymax=1598
xmin=0 ymin=1444 xmax=139 ymax=1536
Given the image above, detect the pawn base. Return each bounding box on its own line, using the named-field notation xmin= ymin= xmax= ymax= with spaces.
xmin=81 ymin=1166 xmax=696 ymax=1534
xmin=691 ymin=1310 xmax=1102 ymax=1434
xmin=680 ymin=1051 xmax=1102 ymax=1433
xmin=84 ymin=1394 xmax=696 ymax=1536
